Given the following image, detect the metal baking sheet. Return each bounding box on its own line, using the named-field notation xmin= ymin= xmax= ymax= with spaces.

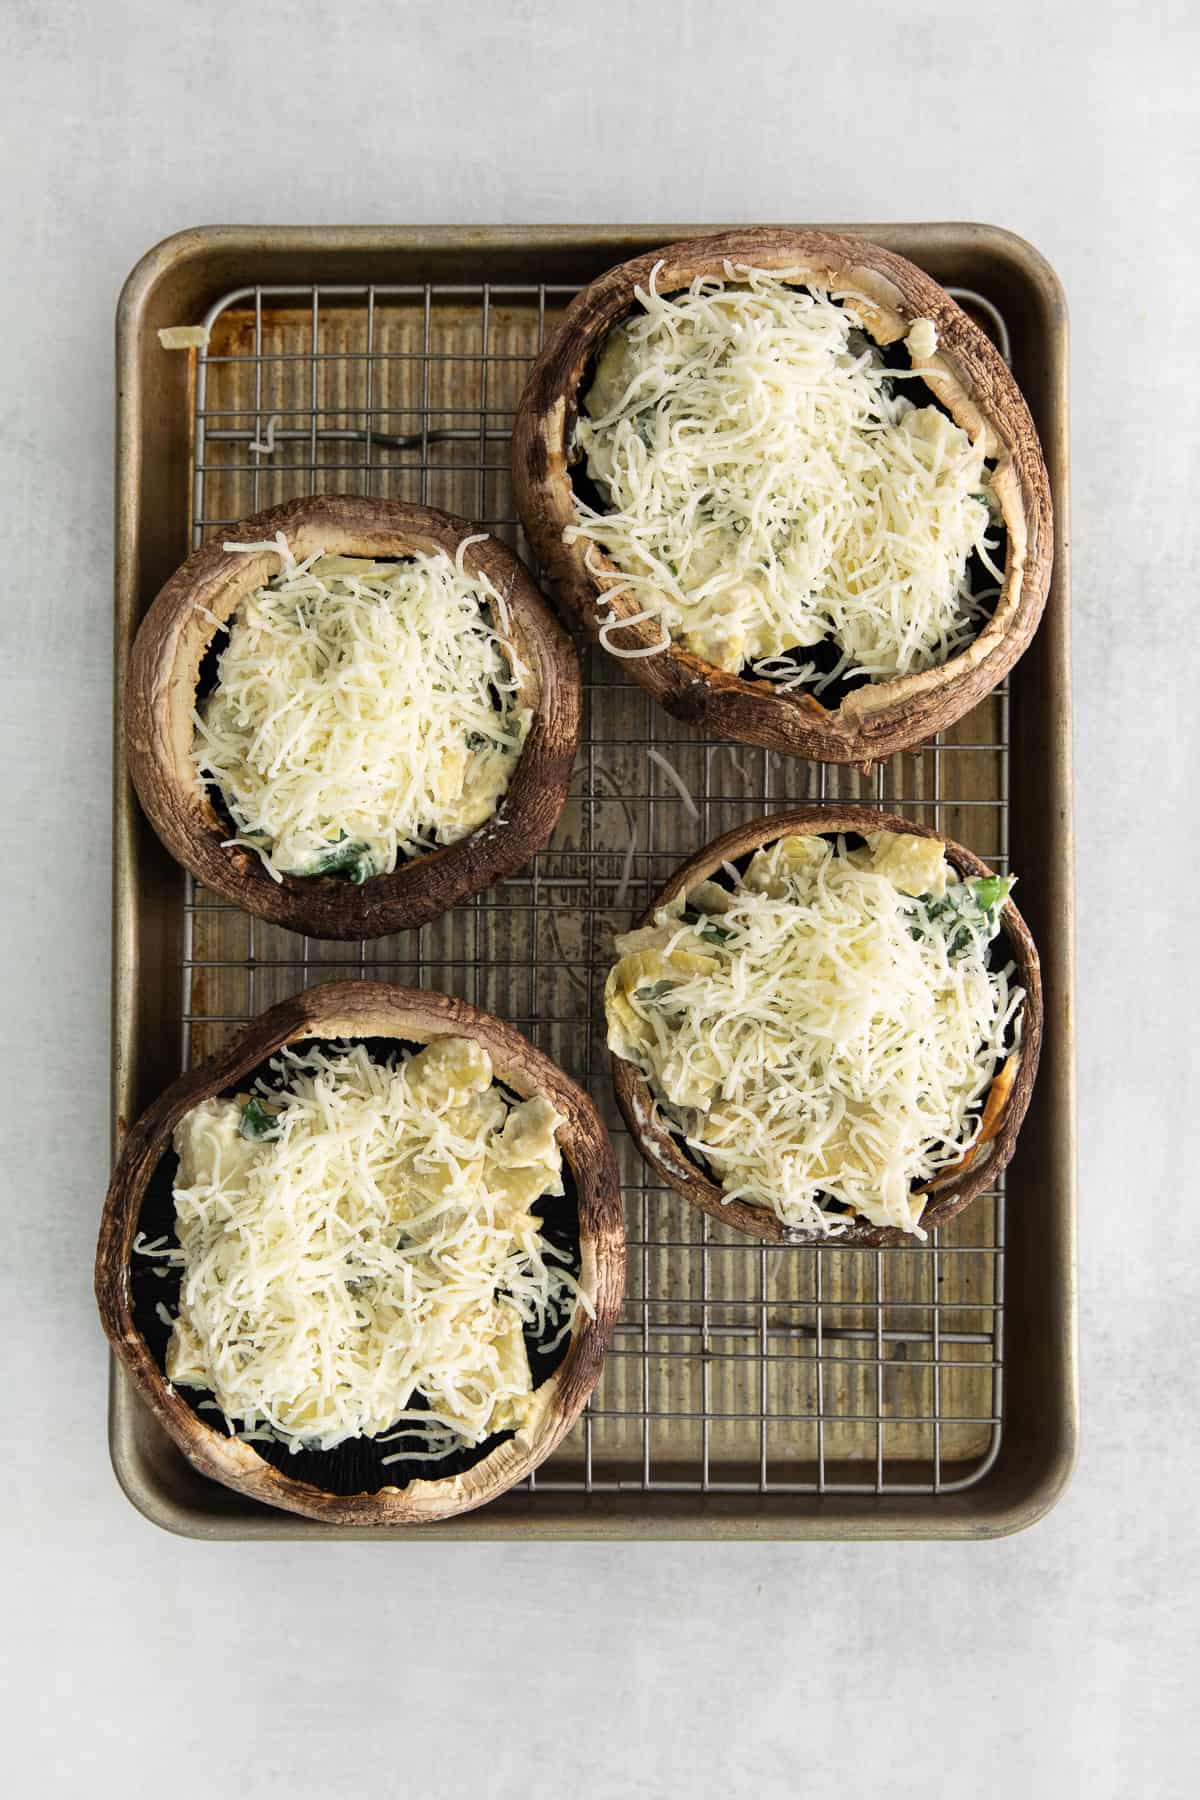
xmin=111 ymin=224 xmax=1076 ymax=1539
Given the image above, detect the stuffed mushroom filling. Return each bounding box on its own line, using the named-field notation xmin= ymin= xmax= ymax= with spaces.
xmin=194 ymin=535 xmax=531 ymax=883
xmin=141 ymin=1038 xmax=585 ymax=1459
xmin=606 ymin=831 xmax=1022 ymax=1237
xmin=567 ymin=266 xmax=1002 ymax=692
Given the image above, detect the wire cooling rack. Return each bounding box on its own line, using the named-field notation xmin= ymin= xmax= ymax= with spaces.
xmin=181 ymin=276 xmax=1013 ymax=1497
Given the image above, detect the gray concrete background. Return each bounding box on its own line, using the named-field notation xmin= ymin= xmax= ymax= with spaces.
xmin=2 ymin=1 xmax=1195 ymax=1794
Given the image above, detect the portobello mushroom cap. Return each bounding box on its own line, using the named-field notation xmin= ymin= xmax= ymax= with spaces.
xmin=96 ymin=981 xmax=625 ymax=1524
xmin=609 ymin=806 xmax=1042 ymax=1245
xmin=126 ymin=495 xmax=582 ymax=939
xmin=513 ymin=229 xmax=1052 ymax=763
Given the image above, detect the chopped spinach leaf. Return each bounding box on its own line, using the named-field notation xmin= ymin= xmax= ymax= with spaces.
xmin=636 ymin=979 xmax=677 ymax=1002
xmin=912 ymin=875 xmax=1014 ymax=957
xmin=304 ymin=838 xmax=376 ymax=884
xmin=695 ymin=918 xmax=733 ymax=946
xmin=239 ymin=1098 xmax=281 ymax=1142
xmin=681 ymin=908 xmax=733 ymax=946
xmin=969 ymin=874 xmax=1013 ymax=918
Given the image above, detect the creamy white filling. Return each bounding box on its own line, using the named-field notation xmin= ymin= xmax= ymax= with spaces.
xmin=196 ymin=536 xmax=531 ymax=881
xmin=566 ymin=267 xmax=998 ymax=685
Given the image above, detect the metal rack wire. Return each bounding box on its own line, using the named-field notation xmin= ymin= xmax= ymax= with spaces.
xmin=181 ymin=275 xmax=1013 ymax=1497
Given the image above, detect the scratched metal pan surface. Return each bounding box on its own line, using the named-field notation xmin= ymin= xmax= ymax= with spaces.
xmin=110 ymin=225 xmax=1076 ymax=1539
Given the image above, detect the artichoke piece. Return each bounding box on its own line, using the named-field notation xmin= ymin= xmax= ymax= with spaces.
xmin=743 ymin=834 xmax=829 ymax=896
xmin=406 ymin=1036 xmax=493 ymax=1104
xmin=612 ymin=924 xmax=674 ymax=959
xmin=867 ymin=830 xmax=948 ymax=899
xmin=687 ymin=879 xmax=733 ymax=916
xmin=496 ymin=1094 xmax=562 ymax=1169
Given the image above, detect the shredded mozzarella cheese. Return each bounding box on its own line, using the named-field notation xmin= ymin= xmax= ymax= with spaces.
xmin=566 ymin=267 xmax=998 ymax=688
xmin=605 ymin=832 xmax=1022 ymax=1236
xmin=614 ymin=824 xmax=638 ymax=909
xmin=194 ymin=537 xmax=531 ymax=882
xmin=647 ymin=747 xmax=700 ymax=819
xmin=154 ymin=1040 xmax=585 ymax=1457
